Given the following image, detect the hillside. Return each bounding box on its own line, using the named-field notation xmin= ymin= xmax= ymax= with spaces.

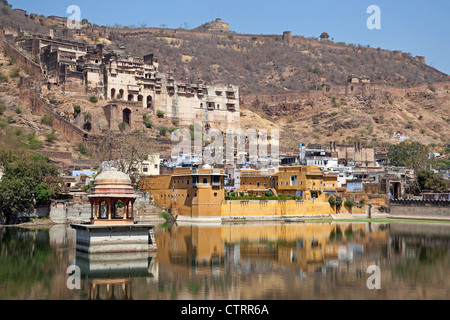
xmin=0 ymin=4 xmax=449 ymax=159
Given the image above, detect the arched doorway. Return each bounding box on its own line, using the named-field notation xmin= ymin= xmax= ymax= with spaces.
xmin=128 ymin=94 xmax=134 ymax=101
xmin=119 ymin=89 xmax=124 ymax=99
xmin=111 ymin=88 xmax=116 ymax=99
xmin=123 ymin=108 xmax=131 ymax=125
xmin=138 ymin=95 xmax=143 ymax=102
xmin=146 ymin=95 xmax=153 ymax=109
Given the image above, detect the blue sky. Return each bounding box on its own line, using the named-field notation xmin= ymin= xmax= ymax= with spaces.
xmin=7 ymin=0 xmax=450 ymax=75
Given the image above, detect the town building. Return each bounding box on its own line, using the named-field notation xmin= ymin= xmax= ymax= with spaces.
xmin=139 ymin=166 xmax=226 ymax=218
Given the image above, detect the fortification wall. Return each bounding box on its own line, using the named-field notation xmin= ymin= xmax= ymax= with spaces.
xmin=389 ymin=200 xmax=450 ymax=219
xmin=1 ymin=39 xmax=43 ymax=76
xmin=18 ymin=87 xmax=100 ymax=150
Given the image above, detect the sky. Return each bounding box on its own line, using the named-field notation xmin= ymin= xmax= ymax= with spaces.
xmin=6 ymin=0 xmax=450 ymax=75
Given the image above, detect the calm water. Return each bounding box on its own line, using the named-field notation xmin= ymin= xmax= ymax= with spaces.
xmin=0 ymin=221 xmax=449 ymax=300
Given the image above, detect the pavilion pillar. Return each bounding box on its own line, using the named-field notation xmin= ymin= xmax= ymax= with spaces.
xmin=123 ymin=200 xmax=128 ymax=219
xmin=90 ymin=201 xmax=93 ymax=220
xmin=94 ymin=200 xmax=98 ymax=219
xmin=131 ymin=200 xmax=134 ymax=219
xmin=107 ymin=199 xmax=111 ymax=220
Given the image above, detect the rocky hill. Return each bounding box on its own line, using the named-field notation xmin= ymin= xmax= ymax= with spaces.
xmin=0 ymin=4 xmax=449 ymax=158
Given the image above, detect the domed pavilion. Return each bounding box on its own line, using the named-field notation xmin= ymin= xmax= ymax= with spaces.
xmin=88 ymin=167 xmax=137 ymax=225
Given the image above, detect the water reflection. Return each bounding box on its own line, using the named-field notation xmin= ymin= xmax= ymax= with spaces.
xmin=0 ymin=222 xmax=449 ymax=300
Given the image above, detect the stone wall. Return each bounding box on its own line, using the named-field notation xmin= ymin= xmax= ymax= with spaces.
xmin=389 ymin=200 xmax=450 ymax=219
xmin=1 ymin=39 xmax=43 ymax=76
xmin=19 ymin=87 xmax=100 ymax=150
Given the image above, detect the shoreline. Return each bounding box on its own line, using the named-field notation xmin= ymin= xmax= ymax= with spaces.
xmin=2 ymin=214 xmax=450 ymax=228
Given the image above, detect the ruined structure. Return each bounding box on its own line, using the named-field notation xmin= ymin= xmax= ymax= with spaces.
xmin=15 ymin=36 xmax=241 ymax=132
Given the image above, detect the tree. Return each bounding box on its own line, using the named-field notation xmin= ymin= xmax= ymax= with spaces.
xmin=95 ymin=130 xmax=157 ymax=184
xmin=417 ymin=170 xmax=449 ymax=192
xmin=34 ymin=183 xmax=52 ymax=204
xmin=388 ymin=141 xmax=432 ymax=175
xmin=0 ymin=150 xmax=64 ymax=224
xmin=320 ymin=32 xmax=330 ymax=40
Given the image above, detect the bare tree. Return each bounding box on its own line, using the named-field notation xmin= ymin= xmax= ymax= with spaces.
xmin=95 ymin=130 xmax=157 ymax=183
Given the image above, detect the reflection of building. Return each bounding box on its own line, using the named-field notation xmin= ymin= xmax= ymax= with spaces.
xmin=155 ymin=223 xmax=389 ymax=277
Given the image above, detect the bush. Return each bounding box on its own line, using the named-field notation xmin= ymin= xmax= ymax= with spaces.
xmin=10 ymin=67 xmax=20 ymax=78
xmin=45 ymin=128 xmax=57 ymax=142
xmin=0 ymin=72 xmax=8 ymax=82
xmin=41 ymin=115 xmax=54 ymax=126
xmin=0 ymin=102 xmax=5 ymax=115
xmin=14 ymin=107 xmax=21 ymax=114
xmin=344 ymin=198 xmax=354 ymax=206
xmin=159 ymin=126 xmax=168 ymax=136
xmin=239 ymin=192 xmax=244 ymax=197
xmin=118 ymin=122 xmax=127 ymax=131
xmin=156 ymin=110 xmax=165 ymax=118
xmin=143 ymin=113 xmax=152 ymax=128
xmin=73 ymin=105 xmax=81 ymax=118
xmin=89 ymin=96 xmax=98 ymax=103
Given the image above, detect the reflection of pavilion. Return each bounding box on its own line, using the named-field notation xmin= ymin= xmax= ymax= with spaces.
xmin=76 ymin=250 xmax=158 ymax=300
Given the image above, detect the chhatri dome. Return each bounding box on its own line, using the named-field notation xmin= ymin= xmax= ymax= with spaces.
xmin=88 ymin=167 xmax=137 ymax=225
xmin=90 ymin=166 xmax=135 ymax=197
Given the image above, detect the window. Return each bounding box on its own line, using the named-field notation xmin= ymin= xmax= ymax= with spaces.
xmin=154 ymin=164 xmax=158 ymax=169
xmin=214 ymin=193 xmax=218 ymax=197
xmin=257 ymin=181 xmax=260 ymax=187
xmin=203 ymin=178 xmax=208 ymax=184
xmin=187 ymin=180 xmax=190 ymax=186
xmin=143 ymin=167 xmax=148 ymax=172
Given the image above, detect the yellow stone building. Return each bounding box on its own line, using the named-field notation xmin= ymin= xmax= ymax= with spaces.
xmin=239 ymin=165 xmax=338 ymax=200
xmin=139 ymin=167 xmax=225 ymax=218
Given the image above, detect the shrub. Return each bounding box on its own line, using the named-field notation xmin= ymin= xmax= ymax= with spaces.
xmin=41 ymin=115 xmax=54 ymax=126
xmin=239 ymin=192 xmax=244 ymax=197
xmin=0 ymin=72 xmax=8 ymax=82
xmin=10 ymin=67 xmax=20 ymax=78
xmin=73 ymin=105 xmax=81 ymax=118
xmin=0 ymin=102 xmax=5 ymax=115
xmin=156 ymin=110 xmax=165 ymax=118
xmin=45 ymin=128 xmax=57 ymax=142
xmin=89 ymin=96 xmax=98 ymax=103
xmin=328 ymin=195 xmax=336 ymax=206
xmin=118 ymin=122 xmax=127 ymax=131
xmin=14 ymin=107 xmax=21 ymax=114
xmin=159 ymin=126 xmax=168 ymax=136
xmin=76 ymin=143 xmax=92 ymax=156
xmin=345 ymin=198 xmax=354 ymax=206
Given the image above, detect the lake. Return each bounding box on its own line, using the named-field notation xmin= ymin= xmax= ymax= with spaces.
xmin=0 ymin=221 xmax=449 ymax=300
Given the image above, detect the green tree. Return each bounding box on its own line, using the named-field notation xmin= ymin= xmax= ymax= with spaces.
xmin=0 ymin=151 xmax=62 ymax=224
xmin=417 ymin=170 xmax=449 ymax=192
xmin=388 ymin=141 xmax=432 ymax=175
xmin=34 ymin=183 xmax=52 ymax=204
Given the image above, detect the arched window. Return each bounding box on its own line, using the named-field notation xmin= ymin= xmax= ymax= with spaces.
xmin=203 ymin=178 xmax=208 ymax=184
xmin=123 ymin=108 xmax=131 ymax=125
xmin=147 ymin=95 xmax=153 ymax=108
xmin=119 ymin=89 xmax=124 ymax=99
xmin=128 ymin=94 xmax=134 ymax=101
xmin=111 ymin=88 xmax=116 ymax=99
xmin=138 ymin=95 xmax=143 ymax=102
